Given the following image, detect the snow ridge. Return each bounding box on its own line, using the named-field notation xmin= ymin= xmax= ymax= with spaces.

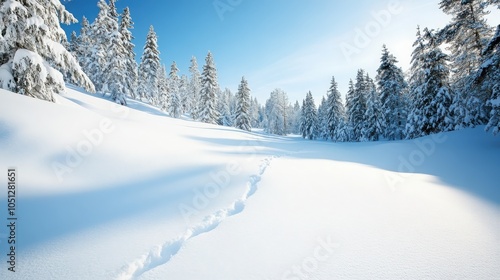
xmin=116 ymin=156 xmax=276 ymax=280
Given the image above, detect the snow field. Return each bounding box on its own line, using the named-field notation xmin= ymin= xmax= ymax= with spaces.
xmin=0 ymin=87 xmax=499 ymax=279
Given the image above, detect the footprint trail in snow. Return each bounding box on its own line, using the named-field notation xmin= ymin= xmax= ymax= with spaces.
xmin=116 ymin=156 xmax=277 ymax=280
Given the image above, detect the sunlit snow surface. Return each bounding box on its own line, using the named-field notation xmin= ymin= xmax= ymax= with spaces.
xmin=0 ymin=87 xmax=499 ymax=280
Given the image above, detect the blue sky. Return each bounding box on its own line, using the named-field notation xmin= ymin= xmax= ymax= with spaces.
xmin=62 ymin=0 xmax=500 ymax=104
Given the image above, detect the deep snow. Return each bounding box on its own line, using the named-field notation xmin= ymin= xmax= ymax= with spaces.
xmin=0 ymin=87 xmax=499 ymax=280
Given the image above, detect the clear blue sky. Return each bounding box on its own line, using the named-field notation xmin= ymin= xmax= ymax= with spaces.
xmin=62 ymin=0 xmax=499 ymax=104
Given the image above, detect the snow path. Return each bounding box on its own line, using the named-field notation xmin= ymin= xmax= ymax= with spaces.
xmin=116 ymin=155 xmax=279 ymax=280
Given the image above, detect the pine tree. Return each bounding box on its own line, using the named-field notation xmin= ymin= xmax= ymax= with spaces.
xmin=290 ymin=100 xmax=302 ymax=134
xmin=0 ymin=0 xmax=94 ymax=101
xmin=68 ymin=31 xmax=78 ymax=56
xmin=74 ymin=16 xmax=92 ymax=76
xmin=157 ymin=64 xmax=169 ymax=112
xmin=265 ymin=89 xmax=289 ymax=135
xmin=235 ymin=77 xmax=252 ymax=131
xmin=169 ymin=61 xmax=182 ymax=118
xmin=179 ymin=74 xmax=189 ymax=115
xmin=250 ymin=97 xmax=262 ymax=129
xmin=438 ymin=0 xmax=493 ymax=81
xmin=218 ymin=88 xmax=233 ymax=126
xmin=301 ymin=91 xmax=318 ymax=140
xmin=138 ymin=26 xmax=161 ymax=103
xmin=346 ymin=70 xmax=368 ymax=141
xmin=119 ymin=7 xmax=138 ymax=99
xmin=188 ymin=56 xmax=202 ymax=120
xmin=474 ymin=25 xmax=500 ymax=135
xmin=406 ymin=28 xmax=454 ymax=138
xmin=108 ymin=0 xmax=119 ymax=18
xmin=199 ymin=51 xmax=220 ymax=124
xmin=376 ymin=45 xmax=408 ymax=140
xmin=316 ymin=96 xmax=328 ymax=140
xmin=325 ymin=76 xmax=345 ymax=141
xmin=87 ymin=0 xmax=114 ymax=92
xmin=364 ymin=75 xmax=384 ymax=141
xmin=101 ymin=2 xmax=127 ymax=105
xmin=438 ymin=0 xmax=493 ymax=127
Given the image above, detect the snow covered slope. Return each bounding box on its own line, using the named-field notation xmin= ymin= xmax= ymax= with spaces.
xmin=0 ymin=87 xmax=499 ymax=280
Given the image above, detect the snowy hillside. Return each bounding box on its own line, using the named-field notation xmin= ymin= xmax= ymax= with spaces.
xmin=0 ymin=87 xmax=499 ymax=280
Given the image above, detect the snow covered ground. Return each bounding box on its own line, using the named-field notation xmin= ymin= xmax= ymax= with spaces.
xmin=0 ymin=87 xmax=499 ymax=279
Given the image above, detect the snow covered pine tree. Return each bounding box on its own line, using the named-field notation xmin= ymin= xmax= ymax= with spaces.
xmin=235 ymin=77 xmax=251 ymax=131
xmin=0 ymin=0 xmax=94 ymax=101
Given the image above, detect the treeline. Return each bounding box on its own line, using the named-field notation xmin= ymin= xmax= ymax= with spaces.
xmin=264 ymin=0 xmax=500 ymax=140
xmin=68 ymin=0 xmax=258 ymax=130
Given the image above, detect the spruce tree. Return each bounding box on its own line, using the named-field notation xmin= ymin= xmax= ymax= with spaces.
xmin=316 ymin=96 xmax=328 ymax=140
xmin=376 ymin=45 xmax=408 ymax=140
xmin=218 ymin=88 xmax=233 ymax=126
xmin=157 ymin=64 xmax=169 ymax=112
xmin=88 ymin=0 xmax=114 ymax=92
xmin=474 ymin=25 xmax=500 ymax=135
xmin=364 ymin=75 xmax=384 ymax=141
xmin=179 ymin=74 xmax=189 ymax=114
xmin=119 ymin=7 xmax=138 ymax=99
xmin=169 ymin=61 xmax=182 ymax=118
xmin=301 ymin=91 xmax=318 ymax=140
xmin=265 ymin=89 xmax=289 ymax=135
xmin=101 ymin=2 xmax=127 ymax=105
xmin=325 ymin=76 xmax=345 ymax=141
xmin=0 ymin=0 xmax=94 ymax=101
xmin=235 ymin=77 xmax=252 ymax=131
xmin=74 ymin=16 xmax=92 ymax=77
xmin=438 ymin=0 xmax=493 ymax=127
xmin=199 ymin=51 xmax=220 ymax=124
xmin=189 ymin=56 xmax=202 ymax=120
xmin=138 ymin=26 xmax=161 ymax=103
xmin=346 ymin=70 xmax=368 ymax=141
xmin=406 ymin=28 xmax=454 ymax=138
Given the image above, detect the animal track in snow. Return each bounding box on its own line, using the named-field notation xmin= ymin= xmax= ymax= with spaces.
xmin=116 ymin=156 xmax=277 ymax=280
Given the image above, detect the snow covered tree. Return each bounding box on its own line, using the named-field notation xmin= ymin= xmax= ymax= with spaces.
xmin=376 ymin=45 xmax=408 ymax=140
xmin=119 ymin=7 xmax=138 ymax=99
xmin=0 ymin=0 xmax=94 ymax=101
xmin=316 ymin=96 xmax=328 ymax=140
xmin=169 ymin=61 xmax=182 ymax=118
xmin=179 ymin=74 xmax=189 ymax=114
xmin=473 ymin=25 xmax=500 ymax=135
xmin=406 ymin=28 xmax=454 ymax=138
xmin=235 ymin=77 xmax=251 ymax=131
xmin=100 ymin=2 xmax=128 ymax=105
xmin=346 ymin=70 xmax=368 ymax=141
xmin=438 ymin=0 xmax=493 ymax=81
xmin=265 ymin=88 xmax=289 ymax=135
xmin=218 ymin=88 xmax=233 ymax=126
xmin=290 ymin=100 xmax=302 ymax=134
xmin=250 ymin=97 xmax=262 ymax=129
xmin=86 ymin=0 xmax=114 ymax=92
xmin=301 ymin=91 xmax=318 ymax=140
xmin=68 ymin=31 xmax=78 ymax=56
xmin=438 ymin=0 xmax=493 ymax=127
xmin=364 ymin=76 xmax=384 ymax=141
xmin=199 ymin=51 xmax=220 ymax=124
xmin=157 ymin=64 xmax=169 ymax=112
xmin=188 ymin=56 xmax=202 ymax=120
xmin=137 ymin=25 xmax=160 ymax=103
xmin=325 ymin=76 xmax=345 ymax=141
xmin=73 ymin=16 xmax=92 ymax=75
